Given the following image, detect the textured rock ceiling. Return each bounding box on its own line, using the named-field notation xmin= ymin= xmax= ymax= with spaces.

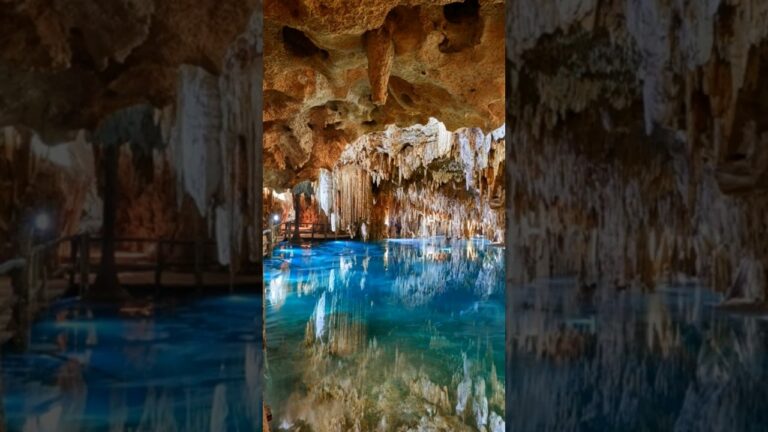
xmin=0 ymin=0 xmax=258 ymax=141
xmin=263 ymin=0 xmax=505 ymax=189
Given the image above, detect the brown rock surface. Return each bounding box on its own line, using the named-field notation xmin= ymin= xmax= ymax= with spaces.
xmin=0 ymin=0 xmax=258 ymax=140
xmin=1 ymin=1 xmax=265 ymax=266
xmin=263 ymin=0 xmax=505 ymax=189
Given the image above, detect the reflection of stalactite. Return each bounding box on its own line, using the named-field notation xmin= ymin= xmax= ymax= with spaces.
xmin=269 ymin=240 xmax=504 ymax=431
xmin=507 ymin=278 xmax=768 ymax=431
xmin=646 ymin=293 xmax=681 ymax=357
xmin=388 ymin=240 xmax=504 ymax=306
xmin=327 ymin=309 xmax=366 ymax=357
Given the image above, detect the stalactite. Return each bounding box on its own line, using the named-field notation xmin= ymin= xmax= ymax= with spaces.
xmin=217 ymin=10 xmax=263 ymax=265
xmin=326 ymin=118 xmax=505 ymax=241
xmin=315 ymin=168 xmax=334 ymax=217
xmin=166 ymin=10 xmax=262 ymax=267
xmin=332 ymin=165 xmax=372 ymax=235
xmin=170 ymin=66 xmax=222 ymax=217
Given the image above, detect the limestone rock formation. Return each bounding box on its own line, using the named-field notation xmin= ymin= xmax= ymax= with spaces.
xmin=0 ymin=0 xmax=258 ymax=140
xmin=1 ymin=1 xmax=264 ymax=268
xmin=506 ymin=0 xmax=768 ymax=301
xmin=263 ymin=0 xmax=505 ymax=189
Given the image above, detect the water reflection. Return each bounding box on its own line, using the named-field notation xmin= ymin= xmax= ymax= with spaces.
xmin=506 ymin=280 xmax=768 ymax=431
xmin=1 ymin=296 xmax=263 ymax=431
xmin=265 ymin=238 xmax=505 ymax=432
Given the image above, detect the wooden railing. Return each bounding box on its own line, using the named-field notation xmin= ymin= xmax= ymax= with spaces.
xmin=76 ymin=235 xmax=220 ymax=289
xmin=280 ymin=222 xmax=343 ymax=240
xmin=262 ymin=222 xmax=352 ymax=256
xmin=0 ymin=233 xmax=230 ymax=346
xmin=2 ymin=234 xmax=224 ymax=299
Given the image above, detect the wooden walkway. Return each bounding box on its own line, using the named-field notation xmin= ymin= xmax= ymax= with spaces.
xmin=0 ymin=234 xmax=260 ymax=346
xmin=263 ymin=222 xmax=352 ymax=256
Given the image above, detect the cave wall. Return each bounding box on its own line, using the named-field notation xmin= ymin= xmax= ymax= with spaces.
xmin=506 ymin=0 xmax=768 ymax=300
xmin=0 ymin=0 xmax=258 ymax=141
xmin=0 ymin=125 xmax=197 ymax=257
xmin=0 ymin=127 xmax=96 ymax=250
xmin=1 ymin=0 xmax=264 ymax=268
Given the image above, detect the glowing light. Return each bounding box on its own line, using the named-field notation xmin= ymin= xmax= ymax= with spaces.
xmin=34 ymin=213 xmax=51 ymax=231
xmin=272 ymin=214 xmax=280 ymax=223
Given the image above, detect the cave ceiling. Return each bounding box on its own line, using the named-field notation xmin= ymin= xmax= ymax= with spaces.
xmin=263 ymin=0 xmax=505 ymax=189
xmin=0 ymin=0 xmax=257 ymax=141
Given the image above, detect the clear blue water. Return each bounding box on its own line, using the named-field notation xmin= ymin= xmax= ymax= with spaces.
xmin=506 ymin=280 xmax=768 ymax=431
xmin=264 ymin=238 xmax=505 ymax=431
xmin=1 ymin=295 xmax=263 ymax=431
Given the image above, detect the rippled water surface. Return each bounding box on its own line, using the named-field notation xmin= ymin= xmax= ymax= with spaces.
xmin=1 ymin=295 xmax=263 ymax=431
xmin=506 ymin=280 xmax=768 ymax=431
xmin=264 ymin=239 xmax=505 ymax=432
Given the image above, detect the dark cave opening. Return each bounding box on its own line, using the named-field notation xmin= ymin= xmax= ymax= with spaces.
xmin=281 ymin=27 xmax=329 ymax=60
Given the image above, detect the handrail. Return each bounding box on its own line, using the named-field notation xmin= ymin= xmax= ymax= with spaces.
xmin=0 ymin=258 xmax=25 ymax=275
xmin=89 ymin=237 xmax=217 ymax=245
xmin=1 ymin=232 xmax=244 ymax=348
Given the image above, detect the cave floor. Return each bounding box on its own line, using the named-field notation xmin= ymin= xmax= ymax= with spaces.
xmin=264 ymin=238 xmax=505 ymax=432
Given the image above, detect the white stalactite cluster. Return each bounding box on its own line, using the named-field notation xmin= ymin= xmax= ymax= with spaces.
xmin=506 ymin=125 xmax=768 ymax=301
xmin=168 ymin=12 xmax=262 ymax=266
xmin=170 ymin=65 xmax=223 ymax=216
xmin=331 ymin=118 xmax=505 ymax=241
xmin=331 ymin=165 xmax=372 ymax=235
xmin=314 ymin=168 xmax=335 ymax=218
xmin=506 ymin=0 xmax=768 ymax=300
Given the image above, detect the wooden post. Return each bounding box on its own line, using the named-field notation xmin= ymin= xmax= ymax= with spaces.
xmin=69 ymin=237 xmax=77 ymax=288
xmin=80 ymin=233 xmax=90 ymax=297
xmin=38 ymin=248 xmax=47 ymax=305
xmin=12 ymin=228 xmax=33 ymax=350
xmin=19 ymin=230 xmax=32 ymax=307
xmin=154 ymin=240 xmax=164 ymax=288
xmin=311 ymin=224 xmax=315 ymax=240
xmin=194 ymin=236 xmax=204 ymax=290
xmin=93 ymin=143 xmax=121 ymax=297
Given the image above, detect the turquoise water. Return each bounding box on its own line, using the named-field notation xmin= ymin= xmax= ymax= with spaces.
xmin=1 ymin=295 xmax=263 ymax=431
xmin=264 ymin=239 xmax=505 ymax=431
xmin=506 ymin=280 xmax=768 ymax=431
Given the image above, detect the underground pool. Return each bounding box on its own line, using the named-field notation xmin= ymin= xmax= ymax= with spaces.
xmin=505 ymin=279 xmax=768 ymax=431
xmin=0 ymin=295 xmax=263 ymax=431
xmin=264 ymin=238 xmax=506 ymax=431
